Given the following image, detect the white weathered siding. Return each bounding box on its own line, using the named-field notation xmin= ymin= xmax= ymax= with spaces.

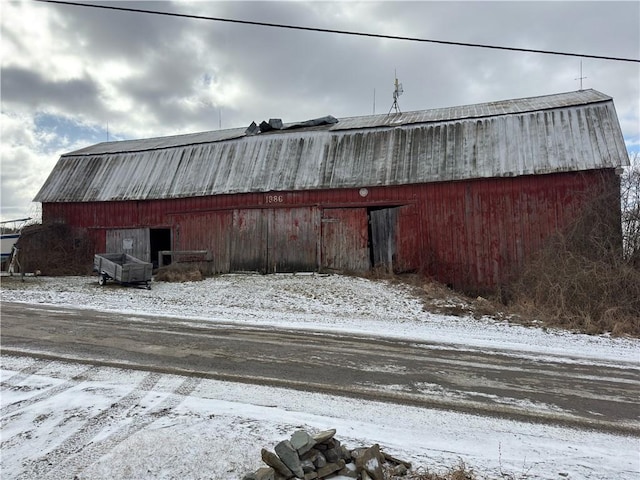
xmin=34 ymin=90 xmax=629 ymax=203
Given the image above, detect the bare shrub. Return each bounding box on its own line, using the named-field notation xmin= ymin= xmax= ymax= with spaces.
xmin=621 ymin=152 xmax=640 ymax=265
xmin=509 ymin=171 xmax=640 ymax=336
xmin=14 ymin=222 xmax=94 ymax=275
xmin=400 ymin=461 xmax=476 ymax=479
xmin=154 ymin=263 xmax=206 ymax=282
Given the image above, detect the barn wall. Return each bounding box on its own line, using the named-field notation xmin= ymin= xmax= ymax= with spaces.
xmin=417 ymin=169 xmax=620 ymax=291
xmin=105 ymin=228 xmax=150 ymax=262
xmin=172 ymin=210 xmax=232 ymax=273
xmin=41 ymin=169 xmax=620 ymax=291
xmin=321 ymin=208 xmax=370 ymax=272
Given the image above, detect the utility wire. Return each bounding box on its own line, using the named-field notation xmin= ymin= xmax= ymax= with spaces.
xmin=36 ymin=0 xmax=640 ymax=63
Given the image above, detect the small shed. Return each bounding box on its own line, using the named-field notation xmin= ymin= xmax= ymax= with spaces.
xmin=34 ymin=89 xmax=629 ymax=292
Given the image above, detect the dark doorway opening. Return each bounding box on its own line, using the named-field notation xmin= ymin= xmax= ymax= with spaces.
xmin=368 ymin=206 xmax=399 ymax=272
xmin=150 ymin=228 xmax=171 ymax=268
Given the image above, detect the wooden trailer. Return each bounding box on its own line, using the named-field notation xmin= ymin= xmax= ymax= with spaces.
xmin=93 ymin=253 xmax=153 ymax=289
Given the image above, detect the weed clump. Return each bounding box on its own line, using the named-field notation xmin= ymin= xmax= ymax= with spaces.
xmin=509 ymin=238 xmax=640 ymax=335
xmin=508 ymin=179 xmax=640 ymax=336
xmin=401 ymin=462 xmax=476 ymax=479
xmin=154 ymin=263 xmax=206 ymax=282
xmin=15 ymin=222 xmax=94 ymax=275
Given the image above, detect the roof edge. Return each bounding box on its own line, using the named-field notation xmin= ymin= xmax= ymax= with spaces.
xmin=60 ymin=89 xmax=615 ymax=157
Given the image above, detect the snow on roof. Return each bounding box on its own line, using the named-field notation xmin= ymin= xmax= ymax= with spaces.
xmin=35 ymin=90 xmax=629 ymax=203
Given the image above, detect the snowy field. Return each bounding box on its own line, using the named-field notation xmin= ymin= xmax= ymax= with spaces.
xmin=1 ymin=273 xmax=639 ymax=479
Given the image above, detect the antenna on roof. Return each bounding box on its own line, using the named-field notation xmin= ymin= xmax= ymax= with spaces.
xmin=575 ymin=60 xmax=587 ymax=90
xmin=388 ymin=70 xmax=403 ymax=114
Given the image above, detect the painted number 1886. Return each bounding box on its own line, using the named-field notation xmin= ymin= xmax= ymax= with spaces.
xmin=265 ymin=194 xmax=284 ymax=203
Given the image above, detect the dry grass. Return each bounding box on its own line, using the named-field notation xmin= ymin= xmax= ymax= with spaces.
xmin=392 ymin=258 xmax=639 ymax=338
xmin=397 ymin=462 xmax=477 ymax=480
xmin=154 ymin=263 xmax=206 ymax=282
xmin=384 ymin=274 xmax=514 ymax=324
xmin=508 ymin=240 xmax=640 ymax=336
xmin=507 ymin=182 xmax=640 ymax=337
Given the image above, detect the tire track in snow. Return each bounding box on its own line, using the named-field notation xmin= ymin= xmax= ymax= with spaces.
xmin=0 ymin=358 xmax=53 ymax=390
xmin=0 ymin=365 xmax=96 ymax=418
xmin=14 ymin=371 xmax=162 ymax=480
xmin=45 ymin=376 xmax=202 ymax=480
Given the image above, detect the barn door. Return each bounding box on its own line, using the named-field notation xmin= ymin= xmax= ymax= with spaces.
xmin=369 ymin=205 xmax=419 ymax=273
xmin=369 ymin=207 xmax=398 ymax=272
xmin=321 ymin=208 xmax=369 ymax=272
xmin=231 ymin=207 xmax=319 ymax=273
xmin=105 ymin=228 xmax=150 ymax=261
xmin=231 ymin=209 xmax=267 ymax=272
xmin=267 ymin=208 xmax=318 ymax=273
xmin=174 ymin=211 xmax=232 ymax=274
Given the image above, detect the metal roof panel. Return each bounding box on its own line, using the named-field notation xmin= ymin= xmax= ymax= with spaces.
xmin=35 ymin=90 xmax=628 ymax=203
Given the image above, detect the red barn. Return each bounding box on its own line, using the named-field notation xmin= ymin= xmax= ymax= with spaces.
xmin=34 ymin=90 xmax=629 ymax=292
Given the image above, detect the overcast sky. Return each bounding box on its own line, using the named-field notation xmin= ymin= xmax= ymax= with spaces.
xmin=1 ymin=0 xmax=639 ymax=222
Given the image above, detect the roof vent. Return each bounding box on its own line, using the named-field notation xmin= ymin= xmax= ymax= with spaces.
xmin=245 ymin=121 xmax=260 ymax=136
xmin=269 ymin=118 xmax=283 ymax=129
xmin=285 ymin=115 xmax=338 ymax=130
xmin=246 ymin=116 xmax=338 ymax=136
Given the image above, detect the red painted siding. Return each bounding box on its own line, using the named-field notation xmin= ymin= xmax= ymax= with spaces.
xmin=42 ymin=169 xmax=619 ymax=292
xmin=321 ymin=208 xmax=369 ymax=271
xmin=267 ymin=207 xmax=319 ymax=273
xmin=172 ymin=210 xmax=232 ymax=273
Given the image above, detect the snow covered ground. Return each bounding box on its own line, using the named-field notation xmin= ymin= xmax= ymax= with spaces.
xmin=1 ymin=273 xmax=639 ymax=479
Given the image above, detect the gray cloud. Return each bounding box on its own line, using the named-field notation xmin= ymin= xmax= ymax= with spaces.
xmin=1 ymin=67 xmax=102 ymax=114
xmin=1 ymin=0 xmax=638 ymax=221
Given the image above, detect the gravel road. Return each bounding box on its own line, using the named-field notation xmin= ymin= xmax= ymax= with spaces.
xmin=3 ymin=300 xmax=638 ymax=435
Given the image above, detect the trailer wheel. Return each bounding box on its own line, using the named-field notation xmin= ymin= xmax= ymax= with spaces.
xmin=98 ymin=274 xmax=107 ymax=286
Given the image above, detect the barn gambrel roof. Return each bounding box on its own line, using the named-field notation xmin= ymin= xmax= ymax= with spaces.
xmin=34 ymin=89 xmax=630 ymax=203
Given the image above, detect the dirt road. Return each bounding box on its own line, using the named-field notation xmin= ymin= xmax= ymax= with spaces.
xmin=3 ymin=301 xmax=638 ymax=436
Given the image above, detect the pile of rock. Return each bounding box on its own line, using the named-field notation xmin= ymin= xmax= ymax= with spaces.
xmin=243 ymin=429 xmax=412 ymax=480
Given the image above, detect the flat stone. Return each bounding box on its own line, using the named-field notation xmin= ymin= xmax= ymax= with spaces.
xmin=392 ymin=464 xmax=408 ymax=476
xmin=312 ymin=429 xmax=336 ymax=444
xmin=355 ymin=444 xmax=384 ymax=480
xmin=300 ymin=459 xmax=315 ymax=474
xmin=255 ymin=467 xmax=276 ymax=480
xmin=275 ymin=440 xmax=305 ymax=478
xmin=312 ymin=451 xmax=327 ymax=469
xmin=325 ymin=438 xmax=339 ymax=450
xmin=324 ymin=447 xmax=340 ymax=463
xmin=350 ymin=447 xmax=368 ymax=460
xmin=315 ymin=459 xmax=345 ymax=478
xmin=340 ymin=446 xmax=351 ymax=461
xmin=338 ymin=462 xmax=359 ymax=479
xmin=291 ymin=430 xmax=316 ymax=456
xmin=303 ymin=473 xmax=318 ymax=480
xmin=261 ymin=449 xmax=294 ymax=479
xmin=300 ymin=448 xmax=319 ymax=462
xmin=381 ymin=451 xmax=412 ymax=469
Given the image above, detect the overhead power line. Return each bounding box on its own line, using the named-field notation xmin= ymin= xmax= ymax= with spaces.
xmin=37 ymin=0 xmax=640 ymax=63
